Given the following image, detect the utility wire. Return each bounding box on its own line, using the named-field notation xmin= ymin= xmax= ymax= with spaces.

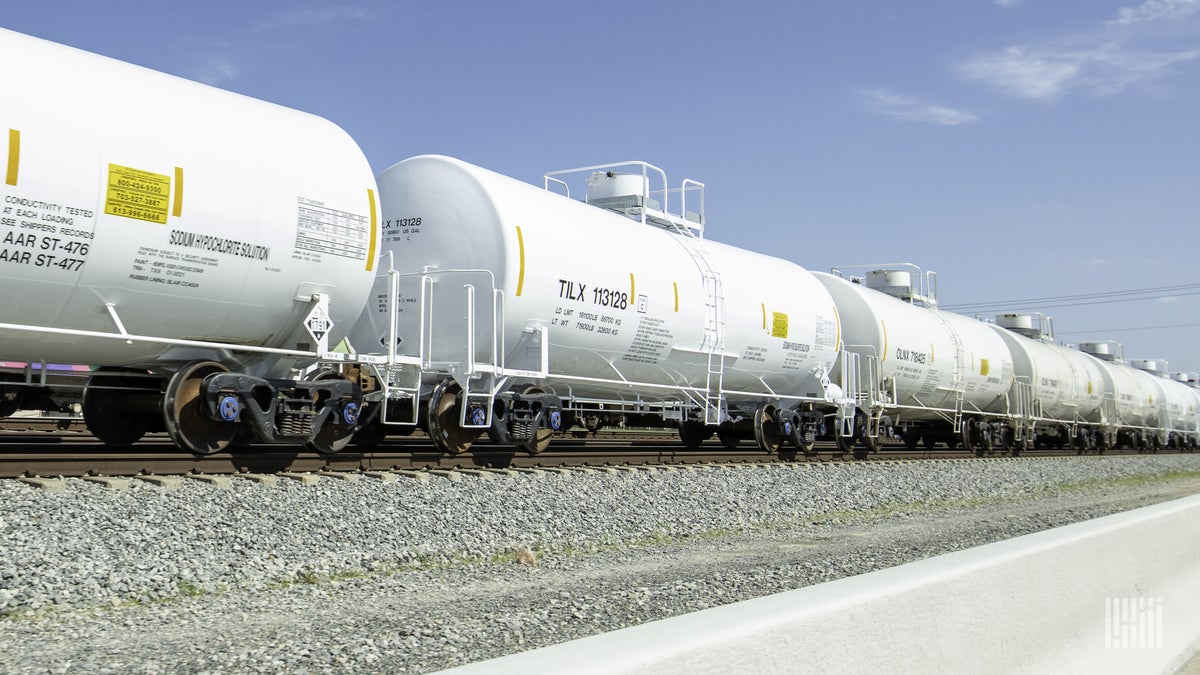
xmin=944 ymin=283 xmax=1200 ymax=313
xmin=1057 ymin=322 xmax=1200 ymax=335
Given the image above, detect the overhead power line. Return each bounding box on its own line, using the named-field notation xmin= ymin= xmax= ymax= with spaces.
xmin=1057 ymin=322 xmax=1200 ymax=336
xmin=942 ymin=282 xmax=1200 ymax=313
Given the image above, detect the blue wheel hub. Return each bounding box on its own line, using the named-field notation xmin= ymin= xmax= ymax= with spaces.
xmin=549 ymin=410 xmax=562 ymax=430
xmin=469 ymin=406 xmax=487 ymax=426
xmin=341 ymin=402 xmax=359 ymax=425
xmin=217 ymin=395 xmax=240 ymax=422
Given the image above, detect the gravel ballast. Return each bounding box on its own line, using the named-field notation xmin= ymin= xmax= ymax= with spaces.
xmin=2 ymin=454 xmax=1200 ymax=673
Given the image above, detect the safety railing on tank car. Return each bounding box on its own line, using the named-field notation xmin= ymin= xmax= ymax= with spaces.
xmin=543 ymin=161 xmax=706 ymax=238
xmin=831 ymin=263 xmax=939 ymax=308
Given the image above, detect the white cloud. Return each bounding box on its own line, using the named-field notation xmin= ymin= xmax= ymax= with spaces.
xmin=1109 ymin=0 xmax=1200 ymax=26
xmin=860 ymin=89 xmax=978 ymax=125
xmin=958 ymin=3 xmax=1200 ymax=101
xmin=959 ymin=42 xmax=1200 ymax=99
xmin=184 ymin=54 xmax=238 ymax=86
xmin=959 ymin=46 xmax=1079 ymax=99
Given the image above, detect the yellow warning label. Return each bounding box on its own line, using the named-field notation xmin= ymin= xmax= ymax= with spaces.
xmin=1087 ymin=381 xmax=1093 ymax=395
xmin=104 ymin=163 xmax=171 ymax=224
xmin=6 ymin=129 xmax=19 ymax=186
xmin=980 ymin=358 xmax=990 ymax=377
xmin=771 ymin=311 xmax=788 ymax=339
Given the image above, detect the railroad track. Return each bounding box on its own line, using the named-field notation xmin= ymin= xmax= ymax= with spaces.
xmin=0 ymin=418 xmax=1159 ymax=478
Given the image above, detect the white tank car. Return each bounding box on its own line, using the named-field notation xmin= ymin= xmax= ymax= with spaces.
xmin=1167 ymin=372 xmax=1200 ymax=448
xmin=811 ymin=267 xmax=1014 ymax=454
xmin=1129 ymin=359 xmax=1198 ymax=448
xmin=349 ymin=156 xmax=841 ymax=457
xmin=1081 ymin=344 xmax=1174 ymax=448
xmin=1080 ymin=342 xmax=1155 ymax=436
xmin=987 ymin=314 xmax=1106 ymax=449
xmin=0 ymin=28 xmax=379 ymax=453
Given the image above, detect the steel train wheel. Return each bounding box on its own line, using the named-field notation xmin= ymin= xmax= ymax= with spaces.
xmin=857 ymin=431 xmax=881 ymax=460
xmin=835 ymin=432 xmax=855 ymax=457
xmin=351 ymin=416 xmax=389 ymax=449
xmin=304 ymin=369 xmax=357 ymax=455
xmin=752 ymin=403 xmax=784 ymax=453
xmin=716 ymin=421 xmax=740 ymax=450
xmin=678 ymin=420 xmax=712 ymax=450
xmin=426 ymin=380 xmax=479 ymax=455
xmin=0 ymin=375 xmax=23 ymax=418
xmin=83 ymin=369 xmax=158 ymax=447
xmin=518 ymin=385 xmax=554 ymax=454
xmin=163 ymin=361 xmax=239 ymax=455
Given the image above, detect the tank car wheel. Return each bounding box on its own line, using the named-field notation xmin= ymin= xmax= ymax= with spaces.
xmin=517 ymin=385 xmax=555 ymax=454
xmin=83 ymin=369 xmax=158 ymax=447
xmin=427 ymin=380 xmax=480 ymax=455
xmin=999 ymin=426 xmax=1018 ymax=457
xmin=752 ymin=403 xmax=785 ymax=453
xmin=351 ymin=415 xmax=389 ymax=449
xmin=679 ymin=420 xmax=712 ymax=450
xmin=900 ymin=429 xmax=920 ymax=451
xmin=716 ymin=421 xmax=740 ymax=450
xmin=163 ymin=361 xmax=239 ymax=455
xmin=835 ymin=432 xmax=855 ymax=457
xmin=862 ymin=431 xmax=882 ymax=453
xmin=0 ymin=375 xmax=23 ymax=418
xmin=962 ymin=419 xmax=983 ymax=457
xmin=302 ymin=370 xmax=359 ymax=455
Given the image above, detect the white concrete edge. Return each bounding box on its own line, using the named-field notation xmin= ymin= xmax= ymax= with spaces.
xmin=435 ymin=492 xmax=1200 ymax=675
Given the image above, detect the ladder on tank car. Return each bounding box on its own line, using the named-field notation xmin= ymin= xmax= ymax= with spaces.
xmin=933 ymin=311 xmax=967 ymax=434
xmin=544 ymin=161 xmax=727 ymax=425
xmin=667 ymin=221 xmax=727 ymax=425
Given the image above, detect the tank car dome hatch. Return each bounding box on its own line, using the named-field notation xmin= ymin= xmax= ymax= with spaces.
xmin=865 ymin=270 xmax=913 ymax=299
xmin=995 ymin=313 xmax=1055 ymax=342
xmin=545 ymin=161 xmax=706 ymax=236
xmin=1130 ymin=359 xmax=1168 ymax=376
xmin=831 ymin=263 xmax=938 ymax=307
xmin=586 ymin=172 xmax=655 ymax=210
xmin=1079 ymin=342 xmax=1112 ymax=360
xmin=997 ymin=314 xmax=1034 ymax=331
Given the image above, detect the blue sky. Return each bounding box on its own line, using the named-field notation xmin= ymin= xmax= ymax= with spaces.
xmin=5 ymin=1 xmax=1200 ymax=370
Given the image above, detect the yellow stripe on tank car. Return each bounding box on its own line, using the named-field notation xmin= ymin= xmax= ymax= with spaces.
xmin=172 ymin=167 xmax=185 ymax=217
xmin=630 ymin=273 xmax=635 ymax=301
xmin=5 ymin=129 xmax=18 ymax=186
xmin=365 ymin=188 xmax=378 ymax=271
xmin=673 ymin=282 xmax=679 ymax=312
xmin=881 ymin=320 xmax=888 ymax=362
xmin=515 ymin=225 xmax=526 ymax=297
xmin=762 ymin=303 xmax=767 ymax=330
xmin=832 ymin=303 xmax=842 ymax=350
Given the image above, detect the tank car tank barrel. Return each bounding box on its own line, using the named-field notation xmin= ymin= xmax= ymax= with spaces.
xmin=0 ymin=28 xmax=379 ymax=453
